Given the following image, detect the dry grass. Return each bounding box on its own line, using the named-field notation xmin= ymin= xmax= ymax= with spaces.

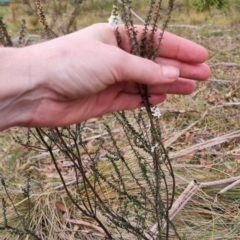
xmin=1 ymin=0 xmax=240 ymax=239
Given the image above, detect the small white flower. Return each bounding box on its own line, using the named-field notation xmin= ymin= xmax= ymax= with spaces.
xmin=151 ymin=143 xmax=159 ymax=153
xmin=151 ymin=146 xmax=155 ymax=153
xmin=108 ymin=14 xmax=122 ymax=30
xmin=151 ymin=106 xmax=161 ymax=118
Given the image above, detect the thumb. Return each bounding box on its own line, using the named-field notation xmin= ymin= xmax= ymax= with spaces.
xmin=118 ymin=52 xmax=179 ymax=85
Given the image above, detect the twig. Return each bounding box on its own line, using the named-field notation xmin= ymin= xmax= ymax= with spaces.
xmin=149 ymin=180 xmax=199 ymax=239
xmin=54 ymin=177 xmax=83 ymax=190
xmin=217 ymin=102 xmax=240 ymax=107
xmin=173 ymin=163 xmax=214 ymax=169
xmin=208 ymin=78 xmax=240 ymax=83
xmin=168 ymin=24 xmax=208 ymax=29
xmin=209 ymin=62 xmax=240 ymax=68
xmin=164 ymin=110 xmax=208 ymax=148
xmin=29 ymin=129 xmax=120 ymax=161
xmin=169 ymin=130 xmax=240 ymax=159
xmin=117 ymin=0 xmax=145 ymax=24
xmin=0 ymin=18 xmax=13 ymax=47
xmin=214 ymin=179 xmax=240 ymax=203
xmin=200 ymin=176 xmax=240 ymax=188
xmin=151 ymin=175 xmax=240 ymax=238
xmin=191 ymin=86 xmax=207 ymax=98
xmin=66 ymin=219 xmax=106 ymax=235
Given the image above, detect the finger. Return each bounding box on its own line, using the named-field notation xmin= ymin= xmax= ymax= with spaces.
xmin=148 ymin=78 xmax=196 ymax=95
xmin=116 ymin=50 xmax=179 ymax=85
xmin=122 ymin=78 xmax=197 ymax=95
xmin=107 ymin=93 xmax=167 ymax=113
xmin=117 ymin=25 xmax=208 ymax=64
xmin=122 ymin=78 xmax=196 ymax=95
xmin=156 ymin=57 xmax=211 ymax=80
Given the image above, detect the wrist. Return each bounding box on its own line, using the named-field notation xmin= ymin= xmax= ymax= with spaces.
xmin=0 ymin=47 xmax=47 ymax=131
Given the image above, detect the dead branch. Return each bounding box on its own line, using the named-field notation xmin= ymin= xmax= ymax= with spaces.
xmin=151 ymin=175 xmax=240 ymax=238
xmin=209 ymin=62 xmax=240 ymax=68
xmin=169 ymin=130 xmax=240 ymax=160
xmin=164 ymin=110 xmax=208 ymax=148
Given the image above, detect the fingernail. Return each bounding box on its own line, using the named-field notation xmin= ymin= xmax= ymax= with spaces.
xmin=162 ymin=66 xmax=179 ymax=80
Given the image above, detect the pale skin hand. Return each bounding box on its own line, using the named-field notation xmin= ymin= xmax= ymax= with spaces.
xmin=0 ymin=23 xmax=210 ymax=131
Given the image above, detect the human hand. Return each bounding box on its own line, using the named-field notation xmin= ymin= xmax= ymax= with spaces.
xmin=0 ymin=23 xmax=210 ymax=130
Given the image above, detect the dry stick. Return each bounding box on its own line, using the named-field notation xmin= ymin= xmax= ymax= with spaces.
xmin=173 ymin=163 xmax=214 ymax=168
xmin=66 ymin=219 xmax=106 ymax=235
xmin=169 ymin=129 xmax=240 ymax=160
xmin=117 ymin=0 xmax=145 ymax=24
xmin=165 ymin=184 xmax=199 ymax=228
xmin=167 ymin=180 xmax=198 ymax=220
xmin=168 ymin=24 xmax=208 ymax=29
xmin=149 ymin=180 xmax=199 ymax=239
xmin=205 ymin=238 xmax=240 ymax=240
xmin=164 ymin=101 xmax=240 ymax=151
xmin=191 ymin=86 xmax=207 ymax=98
xmin=218 ymin=102 xmax=240 ymax=107
xmin=209 ymin=62 xmax=240 ymax=68
xmin=163 ymin=101 xmax=236 ymax=149
xmin=187 ymin=149 xmax=240 ymax=157
xmin=199 ymin=176 xmax=240 ymax=188
xmin=150 ymin=176 xmax=240 ymax=238
xmin=160 ymin=108 xmax=197 ymax=114
xmin=208 ymin=78 xmax=240 ymax=83
xmin=164 ymin=110 xmax=208 ymax=148
xmin=149 ymin=180 xmax=196 ymax=232
xmin=214 ymin=179 xmax=240 ymax=203
xmin=54 ymin=177 xmax=83 ymax=190
xmin=226 ymin=148 xmax=240 ymax=155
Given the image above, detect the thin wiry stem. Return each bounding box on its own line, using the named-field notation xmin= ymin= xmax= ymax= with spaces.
xmin=35 ymin=128 xmax=113 ymax=239
xmin=0 ymin=18 xmax=13 ymax=47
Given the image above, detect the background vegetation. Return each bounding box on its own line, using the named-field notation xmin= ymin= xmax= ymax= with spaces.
xmin=1 ymin=0 xmax=240 ymax=239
